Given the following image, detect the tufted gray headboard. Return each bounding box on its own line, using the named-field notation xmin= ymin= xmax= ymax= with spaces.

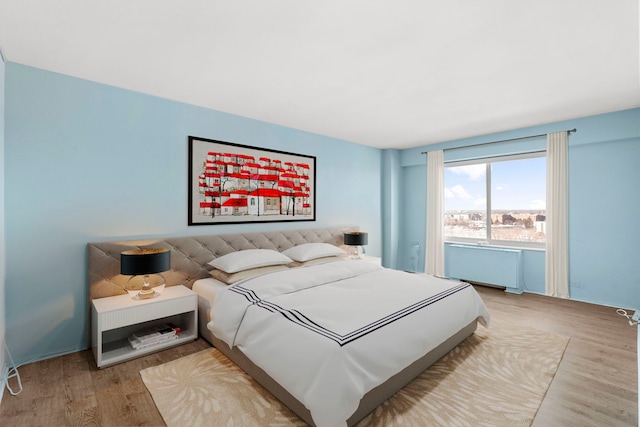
xmin=88 ymin=226 xmax=358 ymax=300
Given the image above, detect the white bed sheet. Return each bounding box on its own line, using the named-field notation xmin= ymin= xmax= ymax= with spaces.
xmin=208 ymin=261 xmax=490 ymax=427
xmin=192 ymin=277 xmax=229 ymax=343
xmin=192 ymin=277 xmax=228 ymax=305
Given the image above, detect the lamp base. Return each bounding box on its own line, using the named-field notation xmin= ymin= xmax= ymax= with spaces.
xmin=347 ymin=246 xmax=362 ymax=260
xmin=126 ymin=284 xmax=165 ymax=300
xmin=138 ymin=286 xmax=156 ymax=299
xmin=125 ymin=275 xmax=166 ymax=300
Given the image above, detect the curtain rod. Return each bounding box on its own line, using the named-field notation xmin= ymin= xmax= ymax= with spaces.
xmin=421 ymin=128 xmax=576 ymax=154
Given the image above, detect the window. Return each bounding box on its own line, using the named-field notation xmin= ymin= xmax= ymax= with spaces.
xmin=444 ymin=153 xmax=546 ymax=247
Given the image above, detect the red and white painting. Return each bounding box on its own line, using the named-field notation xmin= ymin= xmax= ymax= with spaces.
xmin=188 ymin=136 xmax=316 ymax=225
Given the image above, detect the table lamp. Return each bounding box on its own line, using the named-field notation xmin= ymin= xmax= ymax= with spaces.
xmin=121 ymin=248 xmax=171 ymax=299
xmin=343 ymin=232 xmax=368 ymax=259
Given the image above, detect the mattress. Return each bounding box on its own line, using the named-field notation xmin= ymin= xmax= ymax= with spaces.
xmin=192 ymin=278 xmax=227 ymax=345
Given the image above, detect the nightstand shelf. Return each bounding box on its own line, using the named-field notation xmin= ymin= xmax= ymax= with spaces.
xmin=91 ymin=285 xmax=198 ymax=368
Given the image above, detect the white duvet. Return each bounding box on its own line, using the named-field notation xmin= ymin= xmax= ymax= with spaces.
xmin=209 ymin=260 xmax=490 ymax=427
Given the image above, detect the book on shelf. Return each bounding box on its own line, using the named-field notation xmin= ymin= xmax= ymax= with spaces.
xmin=128 ymin=323 xmax=182 ymax=349
xmin=129 ymin=334 xmax=179 ymax=350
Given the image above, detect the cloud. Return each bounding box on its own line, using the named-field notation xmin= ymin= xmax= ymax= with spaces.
xmin=446 ymin=184 xmax=472 ymax=199
xmin=495 ymin=185 xmax=504 ymax=191
xmin=448 ymin=164 xmax=486 ymax=181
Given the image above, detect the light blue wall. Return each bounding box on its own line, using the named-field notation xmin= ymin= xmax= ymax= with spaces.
xmin=568 ymin=138 xmax=640 ymax=306
xmin=381 ymin=149 xmax=401 ymax=268
xmin=4 ymin=63 xmax=382 ymax=365
xmin=397 ymin=108 xmax=640 ymax=310
xmin=397 ymin=163 xmax=426 ymax=272
xmin=0 ymin=50 xmax=6 ymax=384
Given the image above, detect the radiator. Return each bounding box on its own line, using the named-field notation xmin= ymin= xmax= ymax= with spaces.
xmin=447 ymin=245 xmax=523 ymax=294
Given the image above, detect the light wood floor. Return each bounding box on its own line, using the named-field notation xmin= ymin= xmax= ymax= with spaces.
xmin=0 ymin=285 xmax=637 ymax=426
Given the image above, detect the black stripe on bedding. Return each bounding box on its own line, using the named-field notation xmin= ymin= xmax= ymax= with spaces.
xmin=230 ymin=286 xmax=261 ymax=304
xmin=229 ymin=282 xmax=471 ymax=346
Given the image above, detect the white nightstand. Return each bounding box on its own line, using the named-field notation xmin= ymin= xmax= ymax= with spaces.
xmin=91 ymin=285 xmax=198 ymax=368
xmin=358 ymin=255 xmax=382 ymax=266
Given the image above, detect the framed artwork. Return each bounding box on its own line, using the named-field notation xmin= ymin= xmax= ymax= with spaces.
xmin=188 ymin=136 xmax=316 ymax=225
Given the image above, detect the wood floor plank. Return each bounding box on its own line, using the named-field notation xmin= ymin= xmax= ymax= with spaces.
xmin=475 ymin=285 xmax=638 ymax=427
xmin=0 ymin=286 xmax=637 ymax=426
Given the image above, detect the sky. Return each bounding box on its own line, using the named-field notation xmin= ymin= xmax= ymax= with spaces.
xmin=444 ymin=156 xmax=546 ymax=212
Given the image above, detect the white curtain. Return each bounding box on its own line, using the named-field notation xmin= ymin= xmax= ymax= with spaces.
xmin=545 ymin=132 xmax=569 ymax=298
xmin=425 ymin=150 xmax=445 ymax=276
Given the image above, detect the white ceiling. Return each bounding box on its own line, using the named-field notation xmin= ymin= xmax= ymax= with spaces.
xmin=1 ymin=1 xmax=639 ymax=149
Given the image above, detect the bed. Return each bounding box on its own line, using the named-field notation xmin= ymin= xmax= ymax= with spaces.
xmin=87 ymin=226 xmax=490 ymax=427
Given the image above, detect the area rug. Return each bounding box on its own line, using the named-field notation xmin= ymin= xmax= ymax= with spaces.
xmin=140 ymin=320 xmax=568 ymax=426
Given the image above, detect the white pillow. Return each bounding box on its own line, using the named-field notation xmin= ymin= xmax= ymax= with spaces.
xmin=283 ymin=243 xmax=346 ymax=262
xmin=209 ymin=265 xmax=288 ymax=285
xmin=208 ymin=249 xmax=292 ymax=273
xmin=288 ymin=256 xmax=344 ymax=268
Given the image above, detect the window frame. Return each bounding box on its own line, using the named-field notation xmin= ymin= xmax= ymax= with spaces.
xmin=444 ymin=151 xmax=546 ymax=250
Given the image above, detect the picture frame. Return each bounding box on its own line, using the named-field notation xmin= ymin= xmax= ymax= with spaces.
xmin=188 ymin=136 xmax=316 ymax=225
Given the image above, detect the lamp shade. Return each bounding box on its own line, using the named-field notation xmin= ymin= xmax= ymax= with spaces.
xmin=121 ymin=248 xmax=171 ymax=275
xmin=343 ymin=232 xmax=368 ymax=246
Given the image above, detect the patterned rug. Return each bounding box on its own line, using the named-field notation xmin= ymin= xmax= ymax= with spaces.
xmin=140 ymin=320 xmax=568 ymax=426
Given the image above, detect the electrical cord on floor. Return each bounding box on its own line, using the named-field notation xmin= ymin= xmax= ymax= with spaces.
xmin=3 ymin=339 xmax=23 ymax=396
xmin=616 ymin=308 xmax=639 ymax=326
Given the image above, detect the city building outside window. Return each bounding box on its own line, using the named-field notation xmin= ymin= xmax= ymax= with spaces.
xmin=444 ymin=153 xmax=546 ymax=248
